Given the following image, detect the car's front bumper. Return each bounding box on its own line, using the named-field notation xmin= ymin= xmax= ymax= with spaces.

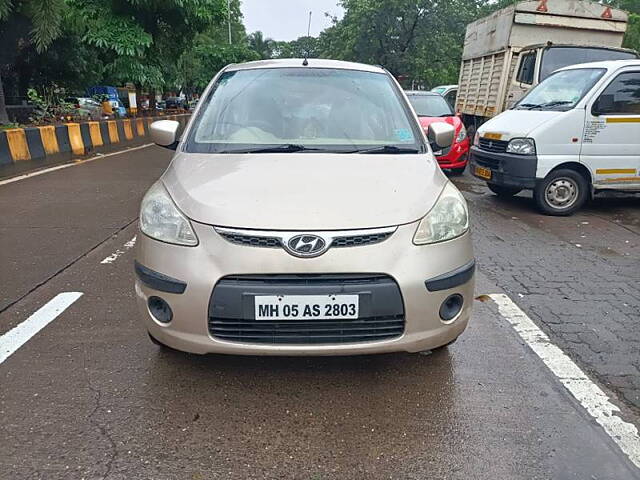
xmin=470 ymin=146 xmax=537 ymax=189
xmin=437 ymin=141 xmax=469 ymax=169
xmin=135 ymin=221 xmax=474 ymax=355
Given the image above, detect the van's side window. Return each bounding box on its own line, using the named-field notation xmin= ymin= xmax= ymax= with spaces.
xmin=593 ymin=72 xmax=640 ymax=115
xmin=516 ymin=52 xmax=537 ymax=85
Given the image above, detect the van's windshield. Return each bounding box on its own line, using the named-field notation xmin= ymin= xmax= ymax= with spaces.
xmin=186 ymin=68 xmax=424 ymax=154
xmin=515 ymin=68 xmax=606 ymax=112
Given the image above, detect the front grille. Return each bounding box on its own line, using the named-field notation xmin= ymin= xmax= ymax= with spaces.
xmin=216 ymin=228 xmax=395 ymax=251
xmin=209 ymin=315 xmax=405 ymax=344
xmin=218 ymin=231 xmax=282 ymax=248
xmin=332 ymin=232 xmax=393 ymax=248
xmin=208 ymin=274 xmax=405 ymax=345
xmin=479 ymin=137 xmax=509 ymax=153
xmin=435 ymin=146 xmax=452 ymax=157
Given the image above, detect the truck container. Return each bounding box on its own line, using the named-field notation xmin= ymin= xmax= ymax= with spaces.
xmin=456 ymin=0 xmax=636 ymax=131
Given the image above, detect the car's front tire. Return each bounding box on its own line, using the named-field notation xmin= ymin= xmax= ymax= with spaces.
xmin=534 ymin=169 xmax=588 ymax=216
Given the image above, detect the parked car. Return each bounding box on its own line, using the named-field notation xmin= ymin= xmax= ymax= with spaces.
xmin=164 ymin=97 xmax=185 ymax=110
xmin=406 ymin=91 xmax=469 ymax=174
xmin=87 ymin=86 xmax=127 ymax=117
xmin=65 ymin=97 xmax=103 ymax=120
xmin=431 ymin=85 xmax=458 ymax=109
xmin=470 ymin=59 xmax=640 ymax=215
xmin=137 ymin=59 xmax=474 ymax=356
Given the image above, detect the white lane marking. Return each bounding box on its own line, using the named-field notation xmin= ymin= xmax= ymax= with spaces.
xmin=0 ymin=292 xmax=83 ymax=364
xmin=0 ymin=144 xmax=153 ymax=187
xmin=490 ymin=293 xmax=640 ymax=469
xmin=100 ymin=236 xmax=137 ymax=264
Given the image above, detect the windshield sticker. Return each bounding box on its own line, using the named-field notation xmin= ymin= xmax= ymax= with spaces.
xmin=394 ymin=128 xmax=414 ymax=142
xmin=584 ymin=119 xmax=606 ymax=143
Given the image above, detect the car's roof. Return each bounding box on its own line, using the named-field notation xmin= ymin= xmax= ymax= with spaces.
xmin=225 ymin=58 xmax=386 ymax=74
xmin=559 ymin=59 xmax=640 ymax=71
xmin=405 ymin=90 xmax=440 ymax=96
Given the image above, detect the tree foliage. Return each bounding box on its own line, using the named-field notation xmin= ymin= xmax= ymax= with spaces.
xmin=249 ymin=31 xmax=276 ymax=59
xmin=275 ymin=0 xmax=640 ymax=89
xmin=1 ymin=0 xmax=640 ymax=124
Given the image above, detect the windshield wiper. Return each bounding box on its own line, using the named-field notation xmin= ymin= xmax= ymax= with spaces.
xmin=354 ymin=145 xmax=421 ymax=154
xmin=537 ymin=100 xmax=573 ymax=110
xmin=221 ymin=144 xmax=325 ymax=154
xmin=516 ymin=101 xmax=573 ymax=111
xmin=516 ymin=103 xmax=540 ymax=110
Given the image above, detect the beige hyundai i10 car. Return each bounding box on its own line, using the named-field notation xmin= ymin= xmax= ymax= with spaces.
xmin=135 ymin=59 xmax=474 ymax=355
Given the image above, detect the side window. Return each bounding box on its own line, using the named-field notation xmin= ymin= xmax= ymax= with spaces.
xmin=593 ymin=71 xmax=640 ymax=116
xmin=444 ymin=90 xmax=457 ymax=108
xmin=516 ymin=52 xmax=537 ymax=85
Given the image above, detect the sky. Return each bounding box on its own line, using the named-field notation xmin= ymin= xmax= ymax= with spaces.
xmin=240 ymin=0 xmax=344 ymax=41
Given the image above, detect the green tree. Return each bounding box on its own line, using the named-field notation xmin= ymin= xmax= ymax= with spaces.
xmin=249 ymin=31 xmax=276 ymax=59
xmin=67 ymin=0 xmax=227 ymax=96
xmin=273 ymin=36 xmax=320 ymax=58
xmin=0 ymin=0 xmax=67 ymax=123
xmin=177 ymin=0 xmax=259 ymax=95
xmin=318 ymin=0 xmax=483 ymax=88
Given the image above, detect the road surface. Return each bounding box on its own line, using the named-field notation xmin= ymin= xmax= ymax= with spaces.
xmin=1 ymin=146 xmax=639 ymax=479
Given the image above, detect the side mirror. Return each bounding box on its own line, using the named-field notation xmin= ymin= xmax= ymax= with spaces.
xmin=427 ymin=122 xmax=455 ymax=150
xmin=150 ymin=120 xmax=181 ymax=150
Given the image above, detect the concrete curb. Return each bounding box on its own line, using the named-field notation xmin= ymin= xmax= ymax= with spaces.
xmin=0 ymin=114 xmax=191 ymax=169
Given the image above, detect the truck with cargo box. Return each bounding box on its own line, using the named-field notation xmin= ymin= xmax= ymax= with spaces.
xmin=456 ymin=0 xmax=636 ymax=131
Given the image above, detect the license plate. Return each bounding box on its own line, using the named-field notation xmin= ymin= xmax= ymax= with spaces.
xmin=475 ymin=166 xmax=492 ymax=180
xmin=255 ymin=295 xmax=359 ymax=320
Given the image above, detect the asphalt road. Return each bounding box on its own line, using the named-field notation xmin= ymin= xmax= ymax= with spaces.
xmin=1 ymin=147 xmax=640 ymax=479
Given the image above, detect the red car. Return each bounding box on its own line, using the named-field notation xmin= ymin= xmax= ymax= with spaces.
xmin=406 ymin=91 xmax=469 ymax=174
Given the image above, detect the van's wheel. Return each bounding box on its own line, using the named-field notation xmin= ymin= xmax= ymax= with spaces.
xmin=487 ymin=183 xmax=522 ymax=197
xmin=534 ymin=169 xmax=588 ymax=216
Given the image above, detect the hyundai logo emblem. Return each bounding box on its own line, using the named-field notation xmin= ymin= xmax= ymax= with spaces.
xmin=286 ymin=234 xmax=328 ymax=257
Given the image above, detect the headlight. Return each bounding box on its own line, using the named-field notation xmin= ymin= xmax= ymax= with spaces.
xmin=140 ymin=182 xmax=198 ymax=246
xmin=473 ymin=131 xmax=480 ymax=146
xmin=456 ymin=125 xmax=467 ymax=143
xmin=413 ymin=182 xmax=469 ymax=245
xmin=506 ymin=138 xmax=536 ymax=155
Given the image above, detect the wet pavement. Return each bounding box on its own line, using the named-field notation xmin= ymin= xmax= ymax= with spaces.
xmin=1 ymin=150 xmax=640 ymax=479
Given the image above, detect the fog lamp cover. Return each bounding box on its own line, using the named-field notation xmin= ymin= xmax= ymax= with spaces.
xmin=439 ymin=294 xmax=463 ymax=321
xmin=148 ymin=296 xmax=173 ymax=324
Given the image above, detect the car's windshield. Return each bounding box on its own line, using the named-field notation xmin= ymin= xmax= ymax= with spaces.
xmin=186 ymin=67 xmax=423 ymax=154
xmin=407 ymin=94 xmax=453 ymax=117
xmin=515 ymin=68 xmax=606 ymax=111
xmin=540 ymin=47 xmax=636 ymax=81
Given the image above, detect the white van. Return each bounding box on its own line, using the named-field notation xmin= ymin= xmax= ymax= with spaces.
xmin=470 ymin=59 xmax=640 ymax=215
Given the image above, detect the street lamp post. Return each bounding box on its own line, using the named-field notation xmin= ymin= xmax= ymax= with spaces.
xmin=227 ymin=0 xmax=232 ymax=44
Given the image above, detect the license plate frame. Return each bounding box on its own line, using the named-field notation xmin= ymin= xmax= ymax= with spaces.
xmin=475 ymin=165 xmax=492 ymax=180
xmin=254 ymin=295 xmax=360 ymax=321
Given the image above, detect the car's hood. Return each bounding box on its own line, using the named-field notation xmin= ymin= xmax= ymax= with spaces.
xmin=478 ymin=110 xmax=562 ymax=139
xmin=162 ymin=152 xmax=447 ymax=230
